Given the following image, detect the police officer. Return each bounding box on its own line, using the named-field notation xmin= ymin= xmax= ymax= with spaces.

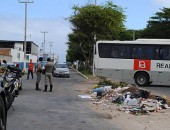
xmin=43 ymin=58 xmax=54 ymax=92
xmin=35 ymin=57 xmax=43 ymax=91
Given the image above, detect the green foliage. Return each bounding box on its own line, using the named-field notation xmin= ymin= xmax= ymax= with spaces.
xmin=141 ymin=7 xmax=170 ymax=38
xmin=66 ymin=1 xmax=126 ymax=64
xmin=78 ymin=63 xmax=92 ymax=75
xmin=97 ymin=79 xmax=114 ymax=86
xmin=96 ymin=79 xmax=127 ymax=89
xmin=115 ymin=81 xmax=128 ymax=87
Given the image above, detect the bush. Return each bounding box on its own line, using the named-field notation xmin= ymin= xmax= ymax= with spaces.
xmin=97 ymin=79 xmax=127 ymax=89
xmin=98 ymin=80 xmax=113 ymax=86
xmin=78 ymin=64 xmax=92 ymax=75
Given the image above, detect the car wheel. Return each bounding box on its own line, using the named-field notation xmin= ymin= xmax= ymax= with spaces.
xmin=0 ymin=96 xmax=6 ymax=130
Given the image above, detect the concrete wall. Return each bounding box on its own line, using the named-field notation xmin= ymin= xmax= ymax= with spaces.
xmin=15 ymin=43 xmax=23 ymax=51
xmin=0 ymin=55 xmax=12 ymax=62
xmin=11 ymin=49 xmax=24 ymax=62
xmin=31 ymin=43 xmax=38 ymax=55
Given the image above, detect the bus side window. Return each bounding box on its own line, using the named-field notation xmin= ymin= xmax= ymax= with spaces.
xmin=120 ymin=46 xmax=130 ymax=58
xmin=162 ymin=47 xmax=170 ymax=60
xmin=138 ymin=47 xmax=143 ymax=58
xmin=167 ymin=49 xmax=170 ymax=60
xmin=146 ymin=47 xmax=154 ymax=59
xmin=154 ymin=48 xmax=162 ymax=60
xmin=99 ymin=44 xmax=111 ymax=58
xmin=111 ymin=46 xmax=119 ymax=58
xmin=155 ymin=48 xmax=160 ymax=59
xmin=132 ymin=47 xmax=138 ymax=58
xmin=120 ymin=47 xmax=125 ymax=58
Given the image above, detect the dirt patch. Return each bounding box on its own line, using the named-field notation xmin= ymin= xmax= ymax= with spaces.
xmin=78 ymin=77 xmax=170 ymax=130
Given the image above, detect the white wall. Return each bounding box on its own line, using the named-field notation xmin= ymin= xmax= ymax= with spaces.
xmin=14 ymin=43 xmax=23 ymax=51
xmin=0 ymin=55 xmax=12 ymax=62
xmin=11 ymin=49 xmax=37 ymax=63
xmin=26 ymin=54 xmax=37 ymax=63
xmin=11 ymin=49 xmax=24 ymax=62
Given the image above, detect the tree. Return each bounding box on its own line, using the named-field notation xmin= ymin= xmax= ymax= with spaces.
xmin=141 ymin=7 xmax=170 ymax=38
xmin=66 ymin=1 xmax=126 ymax=65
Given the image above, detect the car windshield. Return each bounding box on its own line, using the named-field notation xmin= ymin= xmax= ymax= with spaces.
xmin=55 ymin=64 xmax=68 ymax=68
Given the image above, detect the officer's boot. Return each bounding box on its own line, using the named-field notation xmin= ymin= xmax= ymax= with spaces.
xmin=36 ymin=83 xmax=41 ymax=91
xmin=49 ymin=85 xmax=53 ymax=92
xmin=43 ymin=85 xmax=48 ymax=92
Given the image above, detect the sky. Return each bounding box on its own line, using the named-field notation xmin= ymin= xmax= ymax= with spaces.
xmin=0 ymin=0 xmax=170 ymax=62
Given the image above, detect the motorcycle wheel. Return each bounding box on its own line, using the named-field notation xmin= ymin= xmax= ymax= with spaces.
xmin=6 ymin=92 xmax=14 ymax=111
xmin=0 ymin=96 xmax=6 ymax=130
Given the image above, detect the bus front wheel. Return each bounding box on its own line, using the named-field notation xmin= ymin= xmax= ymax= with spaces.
xmin=135 ymin=72 xmax=149 ymax=87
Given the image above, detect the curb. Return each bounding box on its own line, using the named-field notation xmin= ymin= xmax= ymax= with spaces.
xmin=72 ymin=68 xmax=89 ymax=79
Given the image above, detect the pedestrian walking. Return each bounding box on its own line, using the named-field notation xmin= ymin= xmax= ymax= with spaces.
xmin=35 ymin=57 xmax=43 ymax=91
xmin=43 ymin=58 xmax=54 ymax=92
xmin=27 ymin=59 xmax=34 ymax=79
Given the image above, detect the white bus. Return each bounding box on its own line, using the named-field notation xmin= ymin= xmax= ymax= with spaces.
xmin=93 ymin=39 xmax=170 ymax=86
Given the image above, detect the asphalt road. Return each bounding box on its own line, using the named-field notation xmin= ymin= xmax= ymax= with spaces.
xmin=7 ymin=69 xmax=121 ymax=130
xmin=141 ymin=85 xmax=170 ymax=98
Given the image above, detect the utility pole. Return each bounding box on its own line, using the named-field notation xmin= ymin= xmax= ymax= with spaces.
xmin=49 ymin=42 xmax=53 ymax=56
xmin=41 ymin=31 xmax=48 ymax=54
xmin=19 ymin=0 xmax=33 ymax=71
xmin=95 ymin=0 xmax=97 ymax=5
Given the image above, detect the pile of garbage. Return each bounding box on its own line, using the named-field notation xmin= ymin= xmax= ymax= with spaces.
xmin=90 ymin=82 xmax=170 ymax=115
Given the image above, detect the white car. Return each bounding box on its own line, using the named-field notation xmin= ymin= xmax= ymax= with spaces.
xmin=53 ymin=63 xmax=70 ymax=78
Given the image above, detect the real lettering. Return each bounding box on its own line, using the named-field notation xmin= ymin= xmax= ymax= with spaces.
xmin=161 ymin=63 xmax=164 ymax=68
xmin=156 ymin=63 xmax=170 ymax=69
xmin=157 ymin=63 xmax=161 ymax=68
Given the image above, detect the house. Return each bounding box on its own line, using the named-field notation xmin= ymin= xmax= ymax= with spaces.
xmin=0 ymin=40 xmax=38 ymax=70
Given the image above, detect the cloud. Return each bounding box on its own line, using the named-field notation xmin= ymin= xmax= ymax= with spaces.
xmin=28 ymin=18 xmax=72 ymax=62
xmin=0 ymin=15 xmax=72 ymax=62
xmin=154 ymin=0 xmax=170 ymax=7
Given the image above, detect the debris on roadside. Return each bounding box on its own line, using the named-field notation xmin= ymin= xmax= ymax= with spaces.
xmin=86 ymin=80 xmax=170 ymax=116
xmin=78 ymin=95 xmax=92 ymax=99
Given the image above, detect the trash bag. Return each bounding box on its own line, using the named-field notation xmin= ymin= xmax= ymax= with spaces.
xmin=133 ymin=89 xmax=150 ymax=99
xmin=112 ymin=95 xmax=125 ymax=104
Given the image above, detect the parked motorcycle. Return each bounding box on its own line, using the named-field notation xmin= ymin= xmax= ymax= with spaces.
xmin=1 ymin=60 xmax=22 ymax=110
xmin=0 ymin=70 xmax=7 ymax=130
xmin=0 ymin=88 xmax=6 ymax=130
